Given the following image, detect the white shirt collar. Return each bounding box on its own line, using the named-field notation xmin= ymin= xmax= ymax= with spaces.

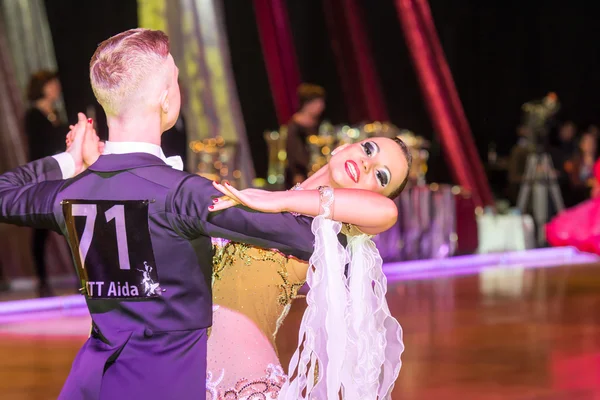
xmin=102 ymin=141 xmax=184 ymax=171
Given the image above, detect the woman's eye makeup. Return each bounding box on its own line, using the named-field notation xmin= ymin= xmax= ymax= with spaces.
xmin=376 ymin=169 xmax=390 ymax=186
xmin=362 ymin=141 xmax=390 ymax=186
xmin=362 ymin=142 xmax=376 ymax=156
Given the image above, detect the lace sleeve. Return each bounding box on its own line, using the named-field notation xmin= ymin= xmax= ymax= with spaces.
xmin=289 ymin=184 xmax=303 ymax=217
xmin=317 ymin=186 xmax=334 ymax=218
xmin=289 ymin=184 xmax=334 ymax=219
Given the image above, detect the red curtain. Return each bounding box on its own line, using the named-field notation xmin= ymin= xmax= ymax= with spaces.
xmin=323 ymin=0 xmax=388 ymax=124
xmin=253 ymin=0 xmax=301 ymax=125
xmin=394 ymin=0 xmax=494 ymax=207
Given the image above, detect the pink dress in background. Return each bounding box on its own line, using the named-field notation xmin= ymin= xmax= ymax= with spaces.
xmin=546 ymin=159 xmax=600 ymax=254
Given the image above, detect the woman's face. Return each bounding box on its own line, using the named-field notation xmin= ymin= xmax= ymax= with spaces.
xmin=304 ymin=98 xmax=325 ymax=118
xmin=327 ymin=137 xmax=409 ymax=197
xmin=580 ymin=134 xmax=596 ymax=154
xmin=43 ymin=78 xmax=62 ymax=103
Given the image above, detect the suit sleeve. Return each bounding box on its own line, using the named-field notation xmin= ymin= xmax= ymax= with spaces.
xmin=0 ymin=156 xmax=65 ymax=230
xmin=169 ymin=175 xmax=315 ymax=261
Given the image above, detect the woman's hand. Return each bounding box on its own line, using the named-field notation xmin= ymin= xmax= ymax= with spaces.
xmin=66 ymin=118 xmax=103 ymax=166
xmin=209 ymin=182 xmax=289 ymax=213
xmin=65 ymin=113 xmax=90 ymax=175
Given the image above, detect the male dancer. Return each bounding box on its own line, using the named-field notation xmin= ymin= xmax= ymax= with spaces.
xmin=0 ymin=29 xmax=313 ymax=399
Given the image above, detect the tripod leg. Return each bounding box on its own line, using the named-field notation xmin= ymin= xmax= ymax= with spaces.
xmin=543 ymin=154 xmax=565 ymax=212
xmin=517 ymin=154 xmax=538 ymax=212
xmin=531 ymin=154 xmax=566 ymax=246
xmin=548 ymin=183 xmax=565 ymax=212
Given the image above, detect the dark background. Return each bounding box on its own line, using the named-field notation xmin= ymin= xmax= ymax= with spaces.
xmin=43 ymin=0 xmax=600 ymax=180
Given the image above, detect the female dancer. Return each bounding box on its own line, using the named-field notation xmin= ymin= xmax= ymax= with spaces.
xmin=206 ymin=136 xmax=411 ymax=399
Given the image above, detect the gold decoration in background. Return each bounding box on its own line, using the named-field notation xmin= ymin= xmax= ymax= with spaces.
xmin=306 ymin=127 xmax=335 ymax=175
xmin=264 ymin=127 xmax=288 ymax=187
xmin=189 ymin=136 xmax=242 ymax=187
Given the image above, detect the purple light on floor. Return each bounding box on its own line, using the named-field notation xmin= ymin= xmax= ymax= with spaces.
xmin=0 ymin=294 xmax=85 ymax=316
xmin=382 ymin=246 xmax=597 ymax=276
xmin=386 ymin=253 xmax=598 ymax=282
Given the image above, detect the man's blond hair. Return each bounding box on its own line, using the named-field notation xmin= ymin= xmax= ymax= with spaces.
xmin=90 ymin=28 xmax=170 ymax=116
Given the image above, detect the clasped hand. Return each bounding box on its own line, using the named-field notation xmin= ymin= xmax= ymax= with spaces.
xmin=65 ymin=113 xmax=104 ymax=173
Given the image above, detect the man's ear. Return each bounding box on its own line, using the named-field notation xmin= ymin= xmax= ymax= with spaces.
xmin=159 ymin=90 xmax=169 ymax=114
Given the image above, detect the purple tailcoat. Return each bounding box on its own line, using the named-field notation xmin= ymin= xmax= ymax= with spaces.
xmin=0 ymin=153 xmax=314 ymax=399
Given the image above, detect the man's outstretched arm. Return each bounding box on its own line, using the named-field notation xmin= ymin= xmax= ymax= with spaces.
xmin=0 ymin=155 xmax=70 ymax=230
xmin=169 ymin=175 xmax=315 ymax=261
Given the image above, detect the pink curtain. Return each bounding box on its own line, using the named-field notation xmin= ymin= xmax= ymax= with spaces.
xmin=323 ymin=0 xmax=388 ymax=123
xmin=253 ymin=0 xmax=301 ymax=125
xmin=395 ymin=0 xmax=493 ymax=207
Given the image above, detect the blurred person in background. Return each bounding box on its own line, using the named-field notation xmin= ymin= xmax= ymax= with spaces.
xmin=24 ymin=70 xmax=67 ymax=297
xmin=564 ymin=131 xmax=597 ymax=205
xmin=554 ymin=121 xmax=577 ymax=160
xmin=550 ymin=121 xmax=577 ymax=205
xmin=285 ymin=83 xmax=326 ymax=188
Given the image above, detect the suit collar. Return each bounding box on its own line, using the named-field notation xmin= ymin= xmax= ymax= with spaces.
xmin=89 ymin=141 xmax=185 ymax=172
xmin=103 ymin=141 xmax=166 ymax=160
xmin=88 ymin=153 xmax=170 ymax=172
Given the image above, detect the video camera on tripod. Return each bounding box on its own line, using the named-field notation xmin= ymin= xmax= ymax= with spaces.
xmin=521 ymin=92 xmax=560 ymax=151
xmin=517 ymin=92 xmax=564 ymax=245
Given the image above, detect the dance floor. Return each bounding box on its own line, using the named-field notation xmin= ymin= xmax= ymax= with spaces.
xmin=2 ymin=247 xmax=600 ymax=399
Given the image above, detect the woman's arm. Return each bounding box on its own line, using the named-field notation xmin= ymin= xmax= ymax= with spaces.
xmin=210 ymin=183 xmax=398 ymax=235
xmin=282 ymin=188 xmax=397 ymax=235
